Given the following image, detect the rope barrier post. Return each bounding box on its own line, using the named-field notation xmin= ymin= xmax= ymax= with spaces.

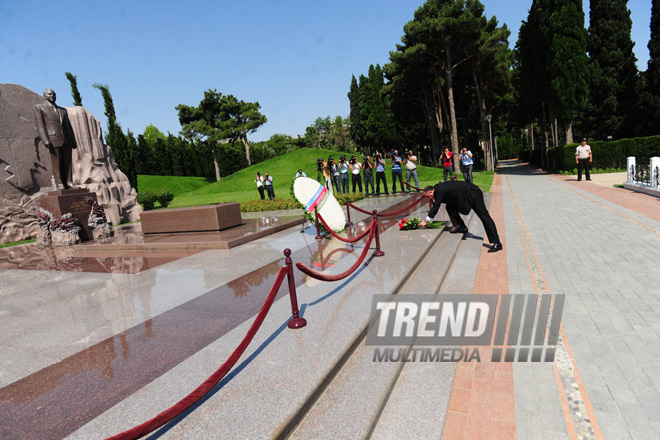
xmin=372 ymin=210 xmax=384 ymax=257
xmin=346 ymin=202 xmax=353 ymax=226
xmin=284 ymin=249 xmax=307 ymax=329
xmin=314 ymin=208 xmax=323 ymax=240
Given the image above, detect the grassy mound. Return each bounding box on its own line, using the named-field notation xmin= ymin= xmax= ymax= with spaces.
xmin=137 ymin=148 xmax=494 ymax=209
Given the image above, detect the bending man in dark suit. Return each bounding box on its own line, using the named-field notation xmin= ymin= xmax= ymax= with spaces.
xmin=419 ymin=181 xmax=503 ymax=253
xmin=33 ymin=88 xmax=77 ymax=190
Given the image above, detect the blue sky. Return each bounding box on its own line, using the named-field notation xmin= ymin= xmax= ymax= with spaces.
xmin=1 ymin=0 xmax=653 ymax=142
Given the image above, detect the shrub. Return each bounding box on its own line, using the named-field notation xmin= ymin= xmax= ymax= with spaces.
xmin=239 ymin=198 xmax=303 ymax=212
xmin=334 ymin=192 xmax=366 ymax=206
xmin=156 ymin=188 xmax=174 ymax=207
xmin=137 ymin=191 xmax=157 ymax=210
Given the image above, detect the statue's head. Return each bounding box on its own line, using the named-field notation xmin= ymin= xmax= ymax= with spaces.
xmin=43 ymin=89 xmax=56 ymax=103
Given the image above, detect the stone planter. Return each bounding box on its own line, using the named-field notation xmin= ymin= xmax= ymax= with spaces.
xmin=92 ymin=224 xmax=112 ymax=241
xmin=36 ymin=229 xmax=52 ymax=247
xmin=51 ymin=230 xmax=81 ymax=247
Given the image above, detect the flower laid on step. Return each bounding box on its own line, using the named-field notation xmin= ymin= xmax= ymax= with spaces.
xmin=399 ymin=217 xmax=420 ymax=230
xmin=398 ymin=217 xmax=444 ymax=230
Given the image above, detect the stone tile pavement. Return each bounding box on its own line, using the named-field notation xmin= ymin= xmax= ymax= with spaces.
xmin=497 ymin=162 xmax=660 ymax=440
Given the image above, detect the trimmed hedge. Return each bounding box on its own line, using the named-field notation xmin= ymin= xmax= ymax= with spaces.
xmin=524 ymin=135 xmax=660 ymax=172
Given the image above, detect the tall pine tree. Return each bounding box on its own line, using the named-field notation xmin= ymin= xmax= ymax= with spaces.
xmin=355 ymin=65 xmax=396 ymax=153
xmin=515 ymin=0 xmax=555 ymax=152
xmin=549 ymin=0 xmax=589 ymax=144
xmin=637 ymin=0 xmax=660 ymax=135
xmin=585 ymin=0 xmax=639 ymax=140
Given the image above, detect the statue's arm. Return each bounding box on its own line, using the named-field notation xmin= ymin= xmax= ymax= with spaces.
xmin=33 ymin=105 xmax=52 ymax=147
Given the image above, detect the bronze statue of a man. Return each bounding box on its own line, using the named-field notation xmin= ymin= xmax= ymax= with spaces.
xmin=33 ymin=89 xmax=77 ymax=190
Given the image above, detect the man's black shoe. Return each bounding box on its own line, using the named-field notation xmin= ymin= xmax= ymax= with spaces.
xmin=451 ymin=226 xmax=469 ymax=234
xmin=488 ymin=243 xmax=503 ymax=253
xmin=586 ymin=178 xmax=592 ymax=181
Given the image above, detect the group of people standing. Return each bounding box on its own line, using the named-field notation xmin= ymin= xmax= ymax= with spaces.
xmin=317 ymin=150 xmax=421 ymax=197
xmin=254 ymin=172 xmax=275 ymax=200
xmin=441 ymin=147 xmax=474 ymax=183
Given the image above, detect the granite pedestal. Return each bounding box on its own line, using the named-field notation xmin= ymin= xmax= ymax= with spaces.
xmin=140 ymin=202 xmax=243 ymax=234
xmin=39 ymin=188 xmax=97 ymax=241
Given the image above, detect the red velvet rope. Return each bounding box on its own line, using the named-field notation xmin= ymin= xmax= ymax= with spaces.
xmin=377 ymin=194 xmax=429 ymax=218
xmin=346 ymin=203 xmax=374 ymax=216
xmin=347 ymin=194 xmax=430 ymax=219
xmin=403 ymin=181 xmax=423 ymax=191
xmin=105 ymin=267 xmax=289 ymax=440
xmin=317 ymin=213 xmax=374 ymax=243
xmin=296 ymin=225 xmax=375 ymax=282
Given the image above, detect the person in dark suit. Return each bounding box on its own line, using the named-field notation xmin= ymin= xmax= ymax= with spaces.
xmin=419 ymin=181 xmax=503 ymax=253
xmin=33 ymin=89 xmax=77 ymax=190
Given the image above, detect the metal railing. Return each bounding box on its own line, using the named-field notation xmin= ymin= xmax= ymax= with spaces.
xmin=629 ymin=163 xmax=652 ymax=186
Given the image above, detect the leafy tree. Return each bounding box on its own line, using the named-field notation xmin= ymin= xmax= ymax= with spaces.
xmin=176 ymin=89 xmax=227 ymax=181
xmin=176 ymin=90 xmax=266 ymax=180
xmin=471 ymin=16 xmax=512 ymax=170
xmin=64 ymin=72 xmax=82 ymax=106
xmin=143 ymin=124 xmax=167 ymax=148
xmin=585 ymin=0 xmax=639 ymax=140
xmin=217 ymin=95 xmax=267 ymax=166
xmin=397 ymin=0 xmax=487 ymax=167
xmin=386 ymin=39 xmax=445 ymax=165
xmin=302 ymin=116 xmax=354 ymax=152
xmin=549 ymin=0 xmax=589 ymax=144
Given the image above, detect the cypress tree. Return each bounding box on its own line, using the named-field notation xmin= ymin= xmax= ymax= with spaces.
xmin=515 ymin=0 xmax=554 ymax=150
xmin=92 ymin=83 xmax=136 ymax=186
xmin=637 ymin=0 xmax=660 ymax=135
xmin=348 ymin=75 xmax=363 ymax=149
xmin=585 ymin=0 xmax=639 ymax=139
xmin=64 ymin=72 xmax=82 ymax=106
xmin=358 ymin=65 xmax=396 ymax=153
xmin=549 ymin=0 xmax=589 ymax=144
xmin=649 ymin=0 xmax=660 ymax=90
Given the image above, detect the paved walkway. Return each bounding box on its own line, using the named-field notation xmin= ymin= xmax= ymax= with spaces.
xmin=2 ymin=163 xmax=660 ymax=439
xmin=498 ymin=162 xmax=660 ymax=440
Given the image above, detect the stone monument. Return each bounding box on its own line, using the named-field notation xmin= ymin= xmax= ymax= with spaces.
xmin=0 ymin=84 xmax=141 ymax=245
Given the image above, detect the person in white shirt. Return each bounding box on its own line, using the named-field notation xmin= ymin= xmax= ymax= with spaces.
xmin=575 ymin=138 xmax=592 ymax=181
xmin=295 ymin=169 xmax=307 ymax=178
xmin=339 ymin=156 xmax=350 ymax=193
xmin=255 ymin=172 xmax=265 ymax=200
xmin=403 ymin=149 xmax=420 ymax=192
xmin=350 ymin=156 xmax=363 ymax=193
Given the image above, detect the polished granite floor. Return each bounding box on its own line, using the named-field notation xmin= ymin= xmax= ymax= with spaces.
xmin=0 ymin=194 xmax=424 ymax=439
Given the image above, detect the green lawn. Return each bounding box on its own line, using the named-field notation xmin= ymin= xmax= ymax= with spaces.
xmin=138 ymin=175 xmax=214 ymax=196
xmin=137 ymin=148 xmax=494 ymax=209
xmin=0 ymin=238 xmax=35 ymax=249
